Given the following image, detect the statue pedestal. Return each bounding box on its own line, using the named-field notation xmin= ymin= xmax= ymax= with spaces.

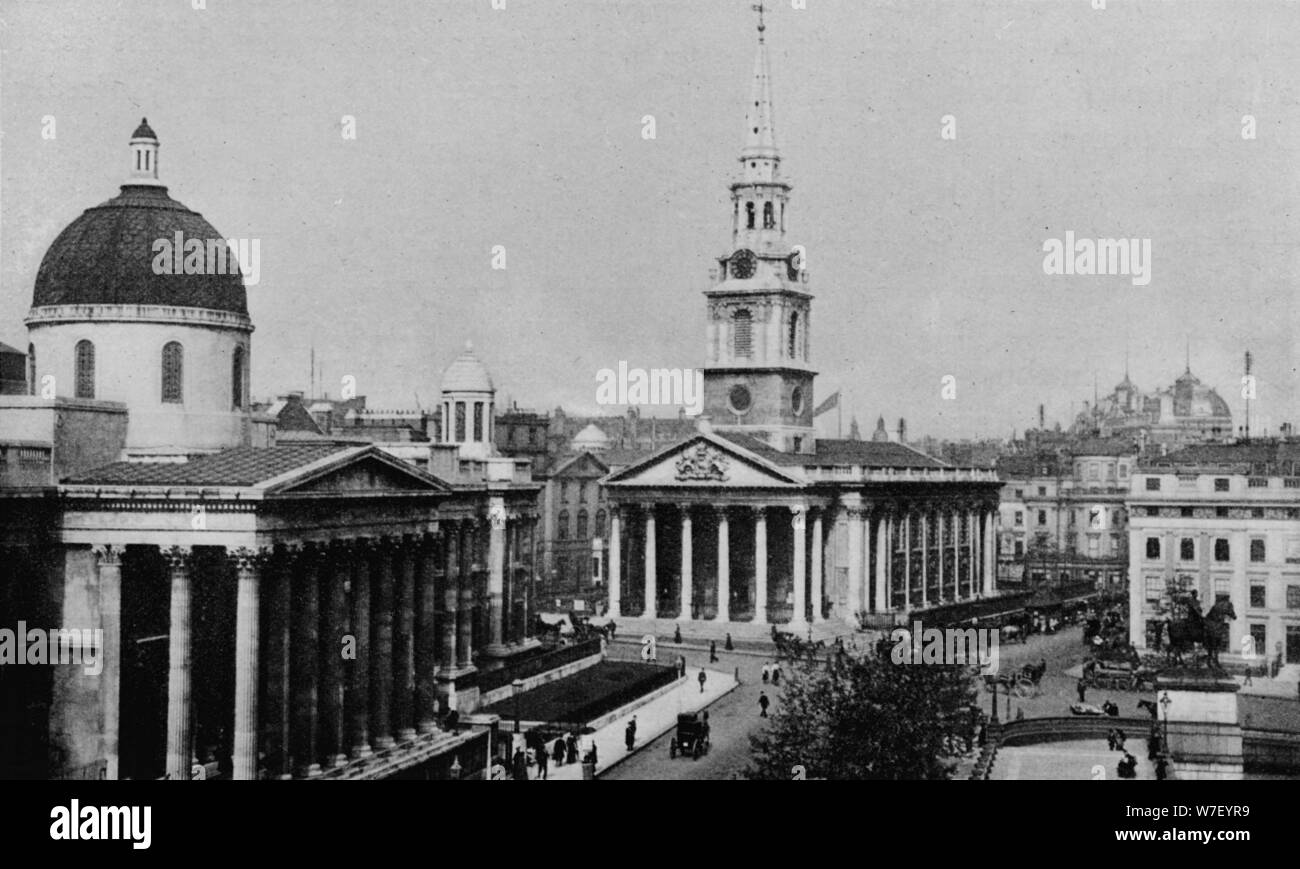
xmin=1156 ymin=669 xmax=1243 ymax=781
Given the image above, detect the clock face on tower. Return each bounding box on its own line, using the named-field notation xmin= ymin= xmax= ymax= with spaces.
xmin=730 ymin=249 xmax=756 ymax=280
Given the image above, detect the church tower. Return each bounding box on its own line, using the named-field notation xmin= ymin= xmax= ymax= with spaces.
xmin=702 ymin=7 xmax=816 ymax=454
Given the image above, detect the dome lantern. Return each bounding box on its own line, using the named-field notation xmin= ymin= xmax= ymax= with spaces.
xmin=127 ymin=118 xmax=163 ymax=188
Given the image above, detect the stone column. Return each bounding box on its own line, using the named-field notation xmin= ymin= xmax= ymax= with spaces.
xmin=266 ymin=548 xmax=294 ymax=779
xmin=846 ymin=508 xmax=864 ymax=619
xmin=608 ymin=507 xmax=622 ymax=618
xmin=370 ymin=538 xmax=395 ymax=750
xmin=936 ymin=511 xmax=945 ymax=602
xmin=487 ymin=497 xmax=506 ymax=648
xmin=983 ymin=509 xmax=996 ymax=595
xmin=754 ymin=506 xmax=768 ymax=624
xmin=903 ymin=513 xmax=912 ymax=608
xmin=231 ymin=548 xmax=265 ymax=779
xmin=967 ymin=509 xmax=976 ymax=599
xmin=643 ymin=505 xmax=657 ymax=619
xmin=416 ymin=533 xmax=441 ymax=734
xmin=441 ymin=528 xmax=459 ymax=670
xmin=874 ymin=515 xmax=888 ymax=612
xmin=393 ymin=536 xmax=417 ymax=742
xmin=456 ymin=523 xmax=474 ymax=668
xmin=526 ymin=516 xmax=538 ymax=636
xmin=291 ymin=545 xmax=322 ymax=777
xmin=348 ymin=540 xmax=372 ymax=758
xmin=164 ymin=546 xmax=194 ymax=781
xmin=920 ymin=512 xmax=929 ymax=607
xmin=951 ymin=509 xmax=960 ymax=602
xmin=791 ymin=506 xmax=807 ymax=629
xmin=93 ymin=546 xmax=123 ymax=780
xmin=319 ymin=542 xmax=349 ymax=768
xmin=679 ymin=505 xmax=693 ymax=621
xmin=810 ymin=510 xmax=824 ymax=623
xmin=715 ymin=507 xmax=730 ymax=623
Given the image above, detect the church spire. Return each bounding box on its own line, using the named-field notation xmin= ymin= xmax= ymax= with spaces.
xmin=729 ymin=4 xmax=790 ymax=254
xmin=742 ymin=3 xmax=778 ymax=166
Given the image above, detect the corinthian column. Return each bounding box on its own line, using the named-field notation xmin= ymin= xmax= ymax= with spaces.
xmin=643 ymin=505 xmax=657 ymax=619
xmin=231 ymin=547 xmax=266 ymax=780
xmin=416 ymin=533 xmax=441 ymax=734
xmin=715 ymin=507 xmax=730 ymax=623
xmin=679 ymin=505 xmax=693 ymax=621
xmin=93 ymin=546 xmax=122 ymax=780
xmin=608 ymin=507 xmax=622 ymax=618
xmin=370 ymin=538 xmax=396 ymax=750
xmin=393 ymin=536 xmax=417 ymax=742
xmin=754 ymin=507 xmax=768 ymax=624
xmin=164 ymin=546 xmax=194 ymax=781
xmin=790 ymin=506 xmax=807 ymax=630
xmin=810 ymin=510 xmax=824 ymax=623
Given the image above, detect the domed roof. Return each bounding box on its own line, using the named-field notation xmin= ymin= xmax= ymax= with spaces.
xmin=441 ymin=341 xmax=494 ymax=393
xmin=31 ymin=120 xmax=248 ymax=316
xmin=572 ymin=423 xmax=611 ymax=451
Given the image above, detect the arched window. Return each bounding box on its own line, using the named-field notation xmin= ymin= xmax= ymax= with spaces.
xmin=595 ymin=508 xmax=607 ymax=537
xmin=455 ymin=402 xmax=466 ymax=441
xmin=733 ymin=309 xmax=752 ymax=358
xmin=27 ymin=344 xmax=35 ymax=396
xmin=74 ymin=340 xmax=95 ymax=399
xmin=161 ymin=342 xmax=183 ymax=403
xmin=577 ymin=509 xmax=589 ymax=539
xmin=763 ymin=201 xmax=774 ymax=229
xmin=231 ymin=345 xmax=245 ymax=410
xmin=746 ymin=201 xmax=755 ymax=229
xmin=788 ymin=312 xmax=799 ymax=359
xmin=557 ymin=510 xmax=570 ymax=541
xmin=473 ymin=401 xmax=484 ymax=442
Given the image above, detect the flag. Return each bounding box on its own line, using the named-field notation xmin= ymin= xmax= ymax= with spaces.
xmin=813 ymin=390 xmax=840 ymax=417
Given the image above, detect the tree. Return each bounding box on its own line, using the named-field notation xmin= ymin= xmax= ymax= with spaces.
xmin=748 ymin=635 xmax=977 ymax=780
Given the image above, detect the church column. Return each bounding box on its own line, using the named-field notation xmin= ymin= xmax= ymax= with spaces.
xmin=608 ymin=507 xmax=622 ymax=618
xmin=232 ymin=547 xmax=265 ymax=780
xmin=416 ymin=533 xmax=441 ymax=733
xmin=370 ymin=538 xmax=396 ymax=750
xmin=440 ymin=527 xmax=458 ymax=670
xmin=679 ymin=505 xmax=693 ymax=621
xmin=903 ymin=512 xmax=912 ymax=609
xmin=951 ymin=509 xmax=960 ymax=602
xmin=846 ymin=507 xmax=864 ymax=620
xmin=291 ymin=545 xmax=322 ymax=778
xmin=643 ymin=505 xmax=657 ymax=619
xmin=487 ymin=497 xmax=506 ymax=648
xmin=967 ymin=509 xmax=976 ymax=599
xmin=936 ymin=510 xmax=945 ymax=602
xmin=790 ymin=506 xmax=807 ymax=630
xmin=920 ymin=511 xmax=929 ymax=608
xmin=456 ymin=522 xmax=474 ymax=668
xmin=983 ymin=509 xmax=996 ymax=595
xmin=347 ymin=540 xmax=372 ymax=758
xmin=874 ymin=513 xmax=889 ymax=613
xmin=164 ymin=546 xmax=194 ymax=781
xmin=715 ymin=507 xmax=730 ymax=623
xmin=319 ymin=542 xmax=349 ymax=768
xmin=810 ymin=509 xmax=824 ymax=623
xmin=754 ymin=506 xmax=768 ymax=624
xmin=93 ymin=546 xmax=123 ymax=780
xmin=393 ymin=536 xmax=417 ymax=742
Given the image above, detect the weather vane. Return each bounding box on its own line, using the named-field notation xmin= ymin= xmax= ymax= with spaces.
xmin=752 ymin=2 xmax=767 ymax=34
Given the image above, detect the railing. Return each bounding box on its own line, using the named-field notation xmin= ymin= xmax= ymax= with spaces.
xmin=804 ymin=466 xmax=1001 ymax=484
xmin=478 ymin=638 xmax=603 ymax=694
xmin=544 ymin=664 xmax=679 ymax=729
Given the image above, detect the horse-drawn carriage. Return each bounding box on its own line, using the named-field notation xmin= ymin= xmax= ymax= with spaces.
xmin=669 ymin=712 xmax=710 ymax=760
xmin=982 ymin=659 xmax=1047 ymax=698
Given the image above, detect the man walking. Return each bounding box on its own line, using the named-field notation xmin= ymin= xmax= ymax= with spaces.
xmin=698 ymin=668 xmax=707 ymax=693
xmin=759 ymin=691 xmax=770 ymax=718
xmin=625 ymin=716 xmax=637 ymax=753
xmin=1077 ymin=678 xmax=1087 ymax=703
xmin=761 ymin=663 xmax=771 ymax=684
xmin=710 ymin=640 xmax=719 ymax=663
xmin=537 ymin=742 xmax=549 ymax=780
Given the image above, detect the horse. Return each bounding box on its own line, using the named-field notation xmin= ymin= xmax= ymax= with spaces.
xmin=1136 ymin=699 xmax=1159 ymax=720
xmin=1166 ymin=598 xmax=1237 ymax=669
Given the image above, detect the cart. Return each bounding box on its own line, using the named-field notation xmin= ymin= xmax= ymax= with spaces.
xmin=668 ymin=712 xmax=711 ymax=760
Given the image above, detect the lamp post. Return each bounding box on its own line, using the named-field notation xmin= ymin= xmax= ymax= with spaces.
xmin=512 ymin=678 xmax=525 ymax=734
xmin=990 ymin=678 xmax=999 ymax=723
xmin=1159 ymin=691 xmax=1171 ymax=755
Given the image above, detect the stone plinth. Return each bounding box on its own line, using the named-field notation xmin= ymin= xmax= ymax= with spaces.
xmin=1156 ymin=669 xmax=1243 ymax=781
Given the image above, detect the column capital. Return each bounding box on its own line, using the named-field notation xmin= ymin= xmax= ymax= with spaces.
xmin=714 ymin=504 xmax=730 ymax=520
xmin=638 ymin=501 xmax=658 ymax=513
xmin=678 ymin=504 xmax=694 ymax=520
xmin=231 ymin=546 xmax=271 ymax=573
xmin=163 ymin=545 xmax=192 ymax=570
xmin=92 ymin=544 xmax=122 ymax=567
xmin=790 ymin=504 xmax=806 ymax=529
xmin=750 ymin=505 xmax=768 ymax=519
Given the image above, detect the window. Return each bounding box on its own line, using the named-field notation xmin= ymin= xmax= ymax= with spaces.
xmin=1216 ymin=506 xmax=1229 ymax=518
xmin=161 ymin=341 xmax=183 ymax=403
xmin=595 ymin=509 xmax=606 ymax=537
xmin=1249 ymin=625 xmax=1266 ymax=657
xmin=763 ymin=201 xmax=774 ymax=229
xmin=1145 ymin=538 xmax=1161 ymax=560
xmin=27 ymin=344 xmax=35 ymax=396
xmin=1118 ymin=464 xmax=1128 ymax=479
xmin=1144 ymin=575 xmax=1165 ymax=603
xmin=1250 ymin=539 xmax=1266 ymax=563
xmin=1014 ymin=540 xmax=1024 ymax=556
xmin=1248 ymin=477 xmax=1268 ymax=489
xmin=1014 ymin=489 xmax=1024 ymax=499
xmin=1250 ymin=585 xmax=1266 ymax=608
xmin=746 ymin=201 xmax=755 ymax=229
xmin=576 ymin=509 xmax=588 ymax=539
xmin=1179 ymin=538 xmax=1194 ymax=561
xmin=1037 ymin=486 xmax=1046 ymax=496
xmin=1288 ymin=586 xmax=1300 ymax=610
xmin=1145 ymin=478 xmax=1161 ymax=491
xmin=74 ymin=340 xmax=95 ymax=399
xmin=1214 ymin=539 xmax=1230 ymax=562
xmin=473 ymin=402 xmax=484 ymax=442
xmin=1251 ymin=508 xmax=1264 ymax=519
xmin=788 ymin=312 xmax=799 ymax=358
xmin=1037 ymin=510 xmax=1046 ymax=526
xmin=1214 ymin=578 xmax=1231 ymax=603
xmin=454 ymin=402 xmax=466 ymax=441
xmin=1180 ymin=507 xmax=1193 ymax=518
xmin=231 ymin=345 xmax=245 ymax=410
xmin=1088 ymin=464 xmax=1099 ymax=481
xmin=557 ymin=510 xmax=570 ymax=540
xmin=1014 ymin=511 xmax=1023 ymax=526
xmin=559 ymin=480 xmax=569 ymax=502
xmin=733 ymin=310 xmax=752 ymax=358
xmin=1214 ymin=478 xmax=1230 ymax=492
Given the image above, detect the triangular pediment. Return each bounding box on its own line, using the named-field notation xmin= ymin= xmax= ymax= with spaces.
xmin=261 ymin=447 xmax=452 ymax=496
xmin=604 ymin=434 xmax=802 ymax=489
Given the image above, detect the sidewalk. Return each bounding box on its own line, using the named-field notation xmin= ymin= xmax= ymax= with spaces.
xmin=538 ymin=667 xmax=738 ymax=780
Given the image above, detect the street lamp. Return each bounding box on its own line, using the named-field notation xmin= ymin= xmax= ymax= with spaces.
xmin=1158 ymin=691 xmax=1171 ymax=754
xmin=990 ymin=678 xmax=999 ymax=723
xmin=512 ymin=678 xmax=525 ymax=734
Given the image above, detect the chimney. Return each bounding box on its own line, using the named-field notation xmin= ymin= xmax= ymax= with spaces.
xmin=1038 ymin=403 xmax=1045 ymax=430
xmin=897 ymin=418 xmax=906 ymax=443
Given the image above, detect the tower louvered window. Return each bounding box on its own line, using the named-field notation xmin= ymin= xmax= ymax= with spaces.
xmin=733 ymin=309 xmax=752 ymax=358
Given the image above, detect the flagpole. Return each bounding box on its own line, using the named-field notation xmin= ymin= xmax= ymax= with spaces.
xmin=838 ymin=401 xmax=842 ymax=439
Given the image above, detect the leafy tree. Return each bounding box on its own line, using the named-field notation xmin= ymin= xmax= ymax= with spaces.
xmin=748 ymin=635 xmax=977 ymax=780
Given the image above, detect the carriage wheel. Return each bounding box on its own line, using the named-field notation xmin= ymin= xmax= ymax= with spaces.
xmin=1013 ymin=678 xmax=1034 ymax=698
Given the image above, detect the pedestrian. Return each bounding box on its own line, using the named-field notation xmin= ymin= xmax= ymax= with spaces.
xmin=1106 ymin=728 xmax=1117 ymax=751
xmin=625 ymin=717 xmax=637 ymax=752
xmin=552 ymin=737 xmax=565 ymax=767
xmin=698 ymin=669 xmax=707 ymax=693
xmin=513 ymin=747 xmax=528 ymax=781
xmin=710 ymin=640 xmax=718 ymax=663
xmin=565 ymin=732 xmax=578 ymax=765
xmin=1077 ymin=678 xmax=1087 ymax=703
xmin=1115 ymin=728 xmax=1126 ymax=752
xmin=772 ymin=662 xmax=781 ymax=686
xmin=608 ymin=621 xmax=617 ymax=641
xmin=537 ymin=742 xmax=549 ymax=780
xmin=1155 ymin=755 xmax=1169 ymax=781
xmin=678 ymin=655 xmax=687 ymax=678
xmin=759 ymin=691 xmax=770 ymax=717
xmin=761 ymin=663 xmax=770 ymax=684
xmin=725 ymin=632 xmax=734 ymax=651
xmin=674 ymin=624 xmax=683 ymax=645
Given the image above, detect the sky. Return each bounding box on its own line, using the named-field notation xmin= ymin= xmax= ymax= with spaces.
xmin=2 ymin=0 xmax=1297 ymax=440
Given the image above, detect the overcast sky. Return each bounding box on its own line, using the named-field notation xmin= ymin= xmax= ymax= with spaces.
xmin=2 ymin=0 xmax=1297 ymax=440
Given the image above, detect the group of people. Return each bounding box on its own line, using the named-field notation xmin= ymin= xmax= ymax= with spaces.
xmin=760 ymin=661 xmax=782 ymax=685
